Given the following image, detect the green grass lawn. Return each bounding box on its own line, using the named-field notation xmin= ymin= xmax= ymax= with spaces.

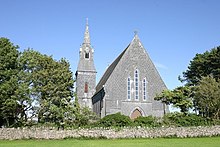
xmin=0 ymin=137 xmax=219 ymax=147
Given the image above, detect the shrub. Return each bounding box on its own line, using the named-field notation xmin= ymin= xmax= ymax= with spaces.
xmin=163 ymin=112 xmax=213 ymax=127
xmin=97 ymin=113 xmax=133 ymax=127
xmin=74 ymin=107 xmax=99 ymax=127
xmin=211 ymin=119 xmax=220 ymax=125
xmin=134 ymin=116 xmax=161 ymax=127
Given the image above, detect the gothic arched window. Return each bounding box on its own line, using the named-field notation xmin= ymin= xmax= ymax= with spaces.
xmin=134 ymin=69 xmax=139 ymax=100
xmin=127 ymin=77 xmax=131 ymax=100
xmin=143 ymin=78 xmax=147 ymax=101
xmin=84 ymin=82 xmax=88 ymax=93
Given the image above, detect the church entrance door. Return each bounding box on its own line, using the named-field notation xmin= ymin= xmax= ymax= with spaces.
xmin=130 ymin=109 xmax=142 ymax=119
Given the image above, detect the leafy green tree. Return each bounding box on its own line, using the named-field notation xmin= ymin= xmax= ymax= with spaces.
xmin=0 ymin=38 xmax=78 ymax=127
xmin=181 ymin=47 xmax=220 ymax=85
xmin=36 ymin=57 xmax=74 ymax=124
xmin=155 ymin=86 xmax=193 ymax=114
xmin=0 ymin=38 xmax=20 ymax=127
xmin=178 ymin=47 xmax=220 ymax=118
xmin=18 ymin=49 xmax=75 ymax=126
xmin=194 ymin=76 xmax=220 ymax=119
xmin=16 ymin=49 xmax=47 ymax=124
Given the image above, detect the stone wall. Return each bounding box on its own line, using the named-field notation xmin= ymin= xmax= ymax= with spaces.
xmin=1 ymin=126 xmax=220 ymax=140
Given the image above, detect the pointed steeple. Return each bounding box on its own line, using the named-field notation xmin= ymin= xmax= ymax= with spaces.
xmin=77 ymin=18 xmax=96 ymax=72
xmin=76 ymin=19 xmax=96 ymax=109
xmin=83 ymin=18 xmax=90 ymax=44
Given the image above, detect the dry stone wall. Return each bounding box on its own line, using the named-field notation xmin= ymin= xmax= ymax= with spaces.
xmin=0 ymin=126 xmax=220 ymax=140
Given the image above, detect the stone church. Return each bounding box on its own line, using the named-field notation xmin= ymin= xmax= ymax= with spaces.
xmin=76 ymin=21 xmax=168 ymax=119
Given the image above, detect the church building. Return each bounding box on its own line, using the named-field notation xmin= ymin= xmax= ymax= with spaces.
xmin=76 ymin=21 xmax=169 ymax=119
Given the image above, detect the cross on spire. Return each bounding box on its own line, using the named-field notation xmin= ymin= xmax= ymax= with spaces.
xmin=134 ymin=30 xmax=138 ymax=36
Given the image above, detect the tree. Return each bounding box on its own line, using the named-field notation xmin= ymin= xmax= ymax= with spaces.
xmin=37 ymin=57 xmax=75 ymax=125
xmin=181 ymin=47 xmax=220 ymax=86
xmin=16 ymin=49 xmax=47 ymax=124
xmin=18 ymin=49 xmax=75 ymax=126
xmin=1 ymin=38 xmax=98 ymax=128
xmin=0 ymin=38 xmax=20 ymax=127
xmin=179 ymin=46 xmax=220 ymax=118
xmin=155 ymin=86 xmax=193 ymax=114
xmin=194 ymin=76 xmax=220 ymax=119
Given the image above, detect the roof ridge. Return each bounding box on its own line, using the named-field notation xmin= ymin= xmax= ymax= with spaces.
xmin=95 ymin=44 xmax=130 ymax=93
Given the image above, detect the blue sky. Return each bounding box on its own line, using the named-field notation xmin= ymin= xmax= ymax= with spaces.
xmin=1 ymin=0 xmax=220 ymax=90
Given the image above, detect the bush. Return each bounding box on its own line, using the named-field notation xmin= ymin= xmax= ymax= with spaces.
xmin=97 ymin=113 xmax=133 ymax=127
xmin=163 ymin=112 xmax=213 ymax=127
xmin=74 ymin=107 xmax=99 ymax=127
xmin=134 ymin=116 xmax=161 ymax=127
xmin=211 ymin=119 xmax=220 ymax=125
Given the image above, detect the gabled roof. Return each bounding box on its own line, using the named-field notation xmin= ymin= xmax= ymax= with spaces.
xmin=95 ymin=34 xmax=146 ymax=94
xmin=95 ymin=44 xmax=130 ymax=93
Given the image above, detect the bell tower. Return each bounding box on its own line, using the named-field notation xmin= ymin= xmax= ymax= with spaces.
xmin=76 ymin=19 xmax=96 ymax=109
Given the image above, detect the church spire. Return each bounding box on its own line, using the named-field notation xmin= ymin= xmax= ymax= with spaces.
xmin=76 ymin=19 xmax=96 ymax=109
xmin=83 ymin=18 xmax=90 ymax=44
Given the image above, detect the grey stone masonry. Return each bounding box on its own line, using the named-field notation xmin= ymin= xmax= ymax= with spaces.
xmin=1 ymin=126 xmax=220 ymax=140
xmin=76 ymin=20 xmax=96 ymax=109
xmin=93 ymin=34 xmax=169 ymax=118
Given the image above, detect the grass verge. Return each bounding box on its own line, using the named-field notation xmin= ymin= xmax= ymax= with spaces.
xmin=0 ymin=137 xmax=220 ymax=147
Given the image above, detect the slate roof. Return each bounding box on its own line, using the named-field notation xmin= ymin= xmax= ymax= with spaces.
xmin=95 ymin=44 xmax=130 ymax=93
